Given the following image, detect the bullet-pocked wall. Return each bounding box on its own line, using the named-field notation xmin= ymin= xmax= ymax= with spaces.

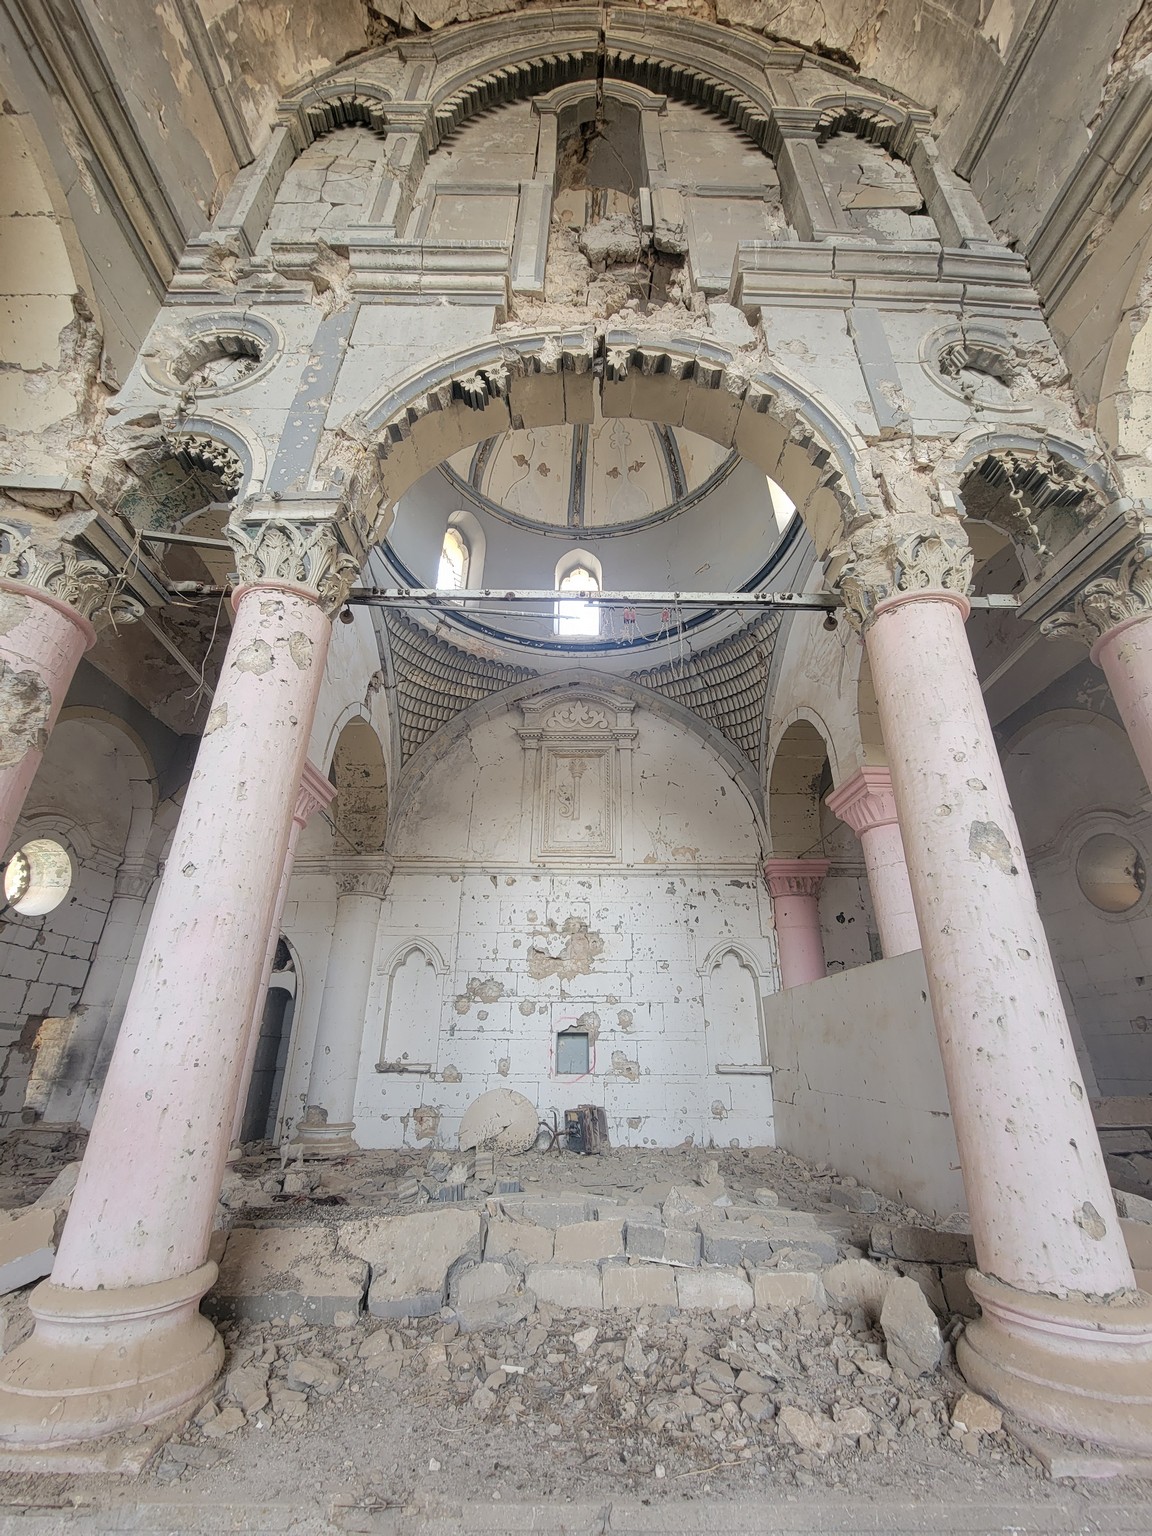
xmin=284 ymin=689 xmax=778 ymax=1150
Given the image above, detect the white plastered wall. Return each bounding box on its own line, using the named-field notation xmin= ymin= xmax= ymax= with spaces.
xmin=281 ymin=695 xmax=778 ymax=1149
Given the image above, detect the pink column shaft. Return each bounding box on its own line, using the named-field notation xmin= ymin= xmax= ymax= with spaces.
xmin=826 ymin=767 xmax=920 ymax=957
xmin=231 ymin=760 xmax=335 ymax=1144
xmin=52 ymin=583 xmax=332 ymax=1293
xmin=0 ymin=582 xmax=94 ymax=857
xmin=764 ymin=858 xmax=830 ymax=989
xmin=866 ymin=591 xmax=1133 ymax=1297
xmin=1093 ymin=613 xmax=1152 ymax=795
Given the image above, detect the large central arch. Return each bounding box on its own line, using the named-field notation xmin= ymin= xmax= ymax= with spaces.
xmin=342 ymin=328 xmax=873 ymax=562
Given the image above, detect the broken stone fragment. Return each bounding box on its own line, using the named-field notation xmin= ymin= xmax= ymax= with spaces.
xmin=0 ymin=1207 xmax=57 ymax=1296
xmin=362 ymin=1207 xmax=482 ymax=1320
xmin=951 ymin=1390 xmax=1002 ymax=1435
xmin=777 ymin=1404 xmax=837 ymax=1456
xmin=209 ymin=1226 xmax=368 ymax=1325
xmin=285 ymin=1355 xmax=342 ymax=1395
xmin=879 ymin=1275 xmax=942 ymax=1377
xmin=822 ymin=1257 xmax=890 ymax=1320
xmin=458 ymin=1088 xmax=538 ymax=1153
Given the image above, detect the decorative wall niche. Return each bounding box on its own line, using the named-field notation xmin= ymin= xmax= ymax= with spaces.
xmin=517 ymin=692 xmax=636 ymax=863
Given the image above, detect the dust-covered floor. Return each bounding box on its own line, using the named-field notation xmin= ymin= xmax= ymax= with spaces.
xmin=2 ymin=1145 xmax=1152 ymax=1533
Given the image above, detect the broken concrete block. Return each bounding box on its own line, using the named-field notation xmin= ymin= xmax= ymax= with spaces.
xmin=285 ymin=1355 xmax=342 ymax=1395
xmin=225 ymin=1364 xmax=270 ymax=1416
xmin=661 ymin=1187 xmax=708 ymax=1228
xmin=458 ymin=1089 xmax=538 ymax=1153
xmin=454 ymin=1293 xmax=537 ymax=1333
xmin=451 ymin=1260 xmax=520 ymax=1307
xmin=822 ymin=1258 xmax=890 ymax=1320
xmin=880 ymin=1275 xmax=942 ymax=1376
xmin=494 ymin=1196 xmax=593 ymax=1228
xmin=0 ymin=1208 xmax=57 ymax=1296
xmin=830 ymin=1184 xmax=880 ymax=1214
xmin=777 ymin=1405 xmax=836 ymax=1455
xmin=553 ymin=1220 xmax=624 ymax=1264
xmin=210 ymin=1226 xmax=369 ymax=1326
xmin=527 ymin=1263 xmax=604 ymax=1310
xmin=871 ymin=1224 xmax=974 ymax=1266
xmin=951 ymin=1391 xmax=1002 ymax=1435
xmin=676 ymin=1267 xmax=753 ymax=1311
xmin=624 ymin=1222 xmax=701 ymax=1267
xmin=752 ymin=1270 xmax=827 ymax=1310
xmin=363 ymin=1208 xmax=482 ymax=1320
xmin=602 ymin=1263 xmax=678 ymax=1310
xmin=1115 ymin=1188 xmax=1152 ymax=1224
xmin=485 ymin=1220 xmax=554 ymax=1264
xmin=700 ymin=1220 xmax=779 ymax=1267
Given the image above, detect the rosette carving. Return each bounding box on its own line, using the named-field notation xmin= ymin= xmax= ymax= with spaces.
xmin=0 ymin=521 xmax=143 ymax=629
xmin=832 ymin=514 xmax=974 ymax=632
xmin=226 ymin=516 xmax=359 ymax=617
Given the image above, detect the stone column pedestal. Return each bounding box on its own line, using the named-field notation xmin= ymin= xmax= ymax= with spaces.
xmin=296 ymin=857 xmax=393 ymax=1156
xmin=826 ymin=766 xmax=920 ymax=956
xmin=0 ymin=514 xmax=358 ymax=1447
xmin=763 ymin=858 xmax=831 ymax=989
xmin=835 ymin=513 xmax=1152 ymax=1453
xmin=230 ymin=760 xmax=335 ymax=1148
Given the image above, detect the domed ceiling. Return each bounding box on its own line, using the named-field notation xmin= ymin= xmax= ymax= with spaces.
xmin=443 ymin=407 xmax=736 ymax=536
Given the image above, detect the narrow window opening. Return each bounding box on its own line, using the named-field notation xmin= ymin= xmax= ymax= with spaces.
xmin=437 ymin=525 xmax=469 ymax=590
xmin=556 ymin=1030 xmax=590 ymax=1075
xmin=556 ymin=564 xmax=600 ymax=637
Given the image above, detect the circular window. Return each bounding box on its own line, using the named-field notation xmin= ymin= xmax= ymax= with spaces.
xmin=1076 ymin=833 xmax=1146 ymax=913
xmin=143 ymin=314 xmax=281 ymax=397
xmin=3 ymin=839 xmax=72 ymax=916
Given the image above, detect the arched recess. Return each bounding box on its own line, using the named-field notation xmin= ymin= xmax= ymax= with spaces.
xmin=377 ymin=940 xmax=447 ymax=1073
xmin=241 ymin=934 xmax=301 ymax=1145
xmin=699 ymin=941 xmax=770 ymax=1070
xmin=329 ymin=717 xmax=389 ymax=855
xmin=767 ymin=715 xmax=834 ymax=859
xmin=347 ymin=329 xmax=870 ymax=564
xmin=389 ymin=669 xmax=768 ymax=845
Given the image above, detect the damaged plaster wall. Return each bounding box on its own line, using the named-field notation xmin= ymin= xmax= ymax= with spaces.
xmin=281 ymin=700 xmax=777 ymax=1150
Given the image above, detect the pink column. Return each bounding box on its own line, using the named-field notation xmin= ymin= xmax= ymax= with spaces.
xmin=1041 ymin=532 xmax=1152 ymax=797
xmin=231 ymin=760 xmax=336 ymax=1147
xmin=763 ymin=858 xmax=830 ymax=989
xmin=0 ymin=523 xmax=140 ymax=859
xmin=838 ymin=514 xmax=1152 ymax=1453
xmin=0 ymin=516 xmax=357 ymax=1447
xmin=0 ymin=585 xmax=93 ymax=859
xmin=826 ymin=767 xmax=920 ymax=956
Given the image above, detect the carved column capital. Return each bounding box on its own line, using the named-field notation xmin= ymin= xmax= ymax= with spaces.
xmin=295 ymin=759 xmax=337 ymax=827
xmin=113 ymin=858 xmax=158 ymax=900
xmin=829 ymin=514 xmax=974 ymax=633
xmin=825 ymin=766 xmax=899 ymax=837
xmin=763 ymin=857 xmax=831 ymax=900
xmin=1040 ymin=519 xmax=1152 ymax=653
xmin=0 ymin=520 xmax=143 ymax=631
xmin=332 ymin=854 xmax=394 ymax=900
xmin=226 ymin=508 xmax=361 ymax=618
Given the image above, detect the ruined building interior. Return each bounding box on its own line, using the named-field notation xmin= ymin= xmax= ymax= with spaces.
xmin=5 ymin=0 xmax=1152 ymax=1523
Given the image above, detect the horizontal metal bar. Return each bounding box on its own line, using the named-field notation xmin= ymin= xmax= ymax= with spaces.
xmin=347 ymin=587 xmax=1020 ymax=612
xmin=141 ymin=529 xmax=233 ymax=550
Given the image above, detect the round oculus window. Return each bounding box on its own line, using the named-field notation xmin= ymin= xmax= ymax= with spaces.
xmin=1076 ymin=833 xmax=1146 ymax=914
xmin=3 ymin=838 xmax=73 ymax=916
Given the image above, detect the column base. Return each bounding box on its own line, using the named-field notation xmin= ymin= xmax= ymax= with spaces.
xmin=957 ymin=1270 xmax=1152 ymax=1455
xmin=294 ymin=1119 xmax=359 ymax=1157
xmin=0 ymin=1261 xmax=223 ymax=1448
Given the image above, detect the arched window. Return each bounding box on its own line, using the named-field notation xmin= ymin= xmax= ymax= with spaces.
xmin=437 ymin=525 xmax=469 ymax=590
xmin=556 ymin=562 xmax=601 ymax=637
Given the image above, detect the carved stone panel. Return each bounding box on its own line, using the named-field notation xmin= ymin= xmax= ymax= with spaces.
xmin=517 ymin=691 xmax=636 ymax=863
